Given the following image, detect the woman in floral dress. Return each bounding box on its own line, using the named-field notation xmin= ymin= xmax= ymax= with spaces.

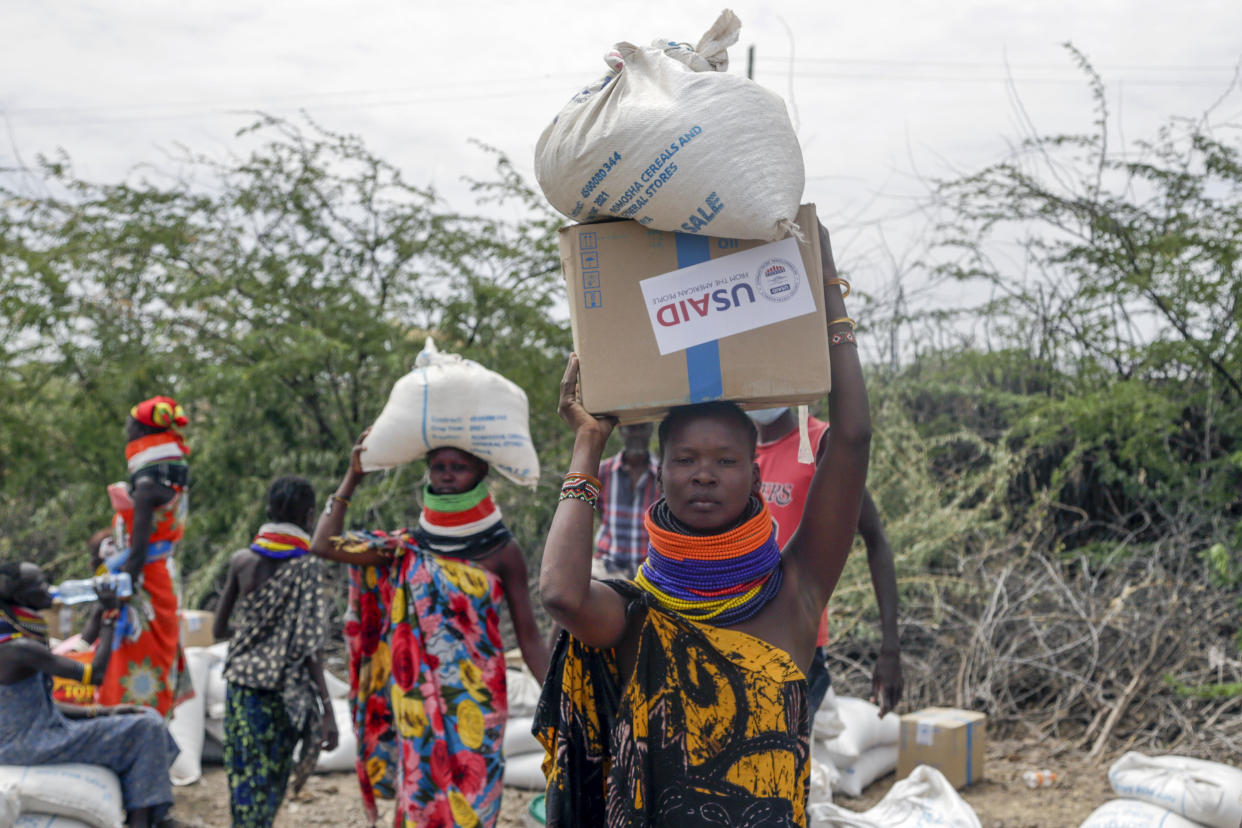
xmin=311 ymin=433 xmax=549 ymax=828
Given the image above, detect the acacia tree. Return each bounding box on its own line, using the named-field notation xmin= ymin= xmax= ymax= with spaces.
xmin=0 ymin=116 xmax=570 ymax=596
xmin=927 ymin=52 xmax=1242 ymax=550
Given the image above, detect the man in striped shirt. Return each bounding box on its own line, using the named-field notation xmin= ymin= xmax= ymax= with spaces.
xmin=592 ymin=423 xmax=661 ymax=579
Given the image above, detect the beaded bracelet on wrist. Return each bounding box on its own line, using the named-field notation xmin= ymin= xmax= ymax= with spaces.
xmin=559 ymin=473 xmax=601 ymax=507
xmin=830 ymin=330 xmax=858 ymax=347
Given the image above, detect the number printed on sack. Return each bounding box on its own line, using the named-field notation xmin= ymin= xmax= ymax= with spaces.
xmin=580 ymin=151 xmax=623 ymax=199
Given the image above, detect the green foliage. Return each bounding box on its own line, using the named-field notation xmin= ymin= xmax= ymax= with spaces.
xmin=0 ymin=116 xmax=569 ymax=602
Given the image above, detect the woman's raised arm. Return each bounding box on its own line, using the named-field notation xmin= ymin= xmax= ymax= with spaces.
xmin=785 ymin=223 xmax=872 ymax=610
xmin=538 ymin=355 xmax=631 ymax=649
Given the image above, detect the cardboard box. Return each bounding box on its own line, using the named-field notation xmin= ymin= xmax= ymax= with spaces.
xmin=179 ymin=609 xmax=217 ymax=648
xmin=898 ymin=707 xmax=987 ymax=789
xmin=42 ymin=605 xmax=88 ymax=641
xmin=559 ymin=204 xmax=830 ymax=421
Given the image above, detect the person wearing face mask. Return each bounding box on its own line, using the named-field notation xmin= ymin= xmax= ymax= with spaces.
xmin=747 ymin=405 xmax=903 ymax=719
xmin=310 ymin=433 xmax=550 ymax=828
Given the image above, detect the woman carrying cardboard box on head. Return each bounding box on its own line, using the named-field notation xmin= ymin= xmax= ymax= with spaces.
xmin=309 ymin=345 xmax=550 ymax=828
xmin=537 ymin=221 xmax=869 ymax=827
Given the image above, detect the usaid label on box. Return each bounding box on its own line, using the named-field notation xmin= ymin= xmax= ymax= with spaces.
xmin=639 ymin=237 xmax=816 ymax=355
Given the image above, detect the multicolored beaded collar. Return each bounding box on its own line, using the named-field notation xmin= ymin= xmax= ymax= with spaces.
xmin=413 ymin=482 xmax=511 ymax=560
xmin=0 ymin=605 xmax=48 ymax=645
xmin=250 ymin=522 xmax=311 ymax=560
xmin=634 ymin=496 xmax=783 ymax=626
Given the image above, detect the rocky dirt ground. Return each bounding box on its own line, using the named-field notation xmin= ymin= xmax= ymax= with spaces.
xmin=172 ymin=737 xmax=1119 ymax=827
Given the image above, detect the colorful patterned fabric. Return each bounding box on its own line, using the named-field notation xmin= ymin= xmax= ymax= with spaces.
xmin=125 ymin=431 xmax=190 ymax=479
xmin=342 ymin=529 xmax=509 ymax=828
xmin=93 ymin=480 xmax=190 ymax=715
xmin=130 ymin=395 xmax=188 ymax=430
xmin=223 ymin=552 xmax=329 ymax=791
xmin=535 ymin=581 xmax=810 ymax=827
xmin=414 ymin=483 xmax=511 ymax=560
xmin=634 ymin=496 xmax=784 ymax=626
xmin=224 ymin=682 xmax=301 ymax=828
xmin=248 ymin=522 xmax=311 ymax=560
xmin=593 ymin=452 xmax=661 ymax=577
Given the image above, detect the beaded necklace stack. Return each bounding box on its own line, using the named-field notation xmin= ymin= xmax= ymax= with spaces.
xmin=634 ymin=496 xmax=784 ymax=626
xmin=413 ymin=482 xmax=512 ymax=560
xmin=0 ymin=605 xmax=48 ymax=645
xmin=250 ymin=522 xmax=311 ymax=560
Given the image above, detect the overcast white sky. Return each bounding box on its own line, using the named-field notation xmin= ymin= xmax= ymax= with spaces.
xmin=3 ymin=0 xmax=1241 ymax=304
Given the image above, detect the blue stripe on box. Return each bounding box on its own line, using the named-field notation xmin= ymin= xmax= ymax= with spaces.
xmin=674 ymin=232 xmax=723 ymax=401
xmin=965 ymin=720 xmax=974 ymax=784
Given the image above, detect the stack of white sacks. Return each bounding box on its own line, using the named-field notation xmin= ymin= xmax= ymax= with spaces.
xmin=167 ymin=643 xmax=356 ymax=786
xmin=499 ymin=664 xmax=548 ymax=790
xmin=809 ymin=688 xmax=900 ymax=801
xmin=1079 ymin=752 xmax=1242 ymax=828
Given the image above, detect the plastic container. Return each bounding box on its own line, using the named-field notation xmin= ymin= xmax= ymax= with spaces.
xmin=524 ymin=794 xmax=547 ymax=827
xmin=1021 ymin=769 xmax=1057 ymax=788
xmin=51 ymin=572 xmax=133 ymax=605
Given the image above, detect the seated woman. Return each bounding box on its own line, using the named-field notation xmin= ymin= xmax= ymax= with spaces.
xmin=214 ymin=476 xmax=337 ymax=828
xmin=311 ymin=439 xmax=551 ymax=828
xmin=537 ymin=222 xmax=869 ymax=827
xmin=0 ymin=561 xmax=182 ymax=828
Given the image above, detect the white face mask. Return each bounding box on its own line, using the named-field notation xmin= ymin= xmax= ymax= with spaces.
xmin=746 ymin=407 xmax=789 ymax=426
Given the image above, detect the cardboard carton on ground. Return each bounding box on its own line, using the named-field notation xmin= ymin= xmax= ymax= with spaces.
xmin=559 ymin=204 xmax=829 ymax=422
xmin=897 ymin=707 xmax=987 ymax=789
xmin=42 ymin=604 xmax=87 ymax=641
xmin=179 ymin=609 xmax=217 ymax=648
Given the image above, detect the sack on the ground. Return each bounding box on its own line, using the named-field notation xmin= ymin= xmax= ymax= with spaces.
xmin=808 ymin=758 xmax=837 ymax=806
xmin=813 ymin=686 xmax=845 ymax=741
xmin=314 ymin=698 xmax=357 ymax=773
xmin=323 ymin=669 xmax=350 ymax=700
xmin=360 ymin=339 xmax=540 ymax=488
xmin=503 ymin=716 xmax=542 ymax=758
xmin=0 ymin=764 xmax=125 ymax=828
xmin=1 ymin=782 xmax=18 ymax=825
xmin=833 ymin=744 xmax=898 ymax=798
xmin=809 ymin=765 xmax=981 ymax=828
xmin=535 ymin=10 xmax=804 ymax=242
xmin=1080 ymin=799 xmax=1205 ymax=828
xmin=17 ymin=816 xmax=96 ymax=828
xmin=1108 ymin=751 xmax=1242 ymax=828
xmin=503 ymin=752 xmax=547 ymax=790
xmin=507 ymin=667 xmax=542 ymax=717
xmin=168 ymin=646 xmax=213 ymax=786
xmin=817 ymin=696 xmax=900 ymax=767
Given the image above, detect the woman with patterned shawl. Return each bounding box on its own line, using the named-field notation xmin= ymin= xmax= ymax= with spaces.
xmin=214 ymin=475 xmax=337 ymax=828
xmin=311 ymin=435 xmax=550 ymax=828
xmin=93 ymin=396 xmax=193 ymax=715
xmin=537 ymin=221 xmax=872 ymax=827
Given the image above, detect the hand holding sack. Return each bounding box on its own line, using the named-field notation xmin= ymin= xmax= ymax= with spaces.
xmin=535 ymin=9 xmax=805 ymax=241
xmin=360 ymin=339 xmax=540 ymax=488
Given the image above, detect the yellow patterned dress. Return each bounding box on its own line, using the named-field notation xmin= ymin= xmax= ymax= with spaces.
xmin=534 ymin=581 xmax=810 ymax=827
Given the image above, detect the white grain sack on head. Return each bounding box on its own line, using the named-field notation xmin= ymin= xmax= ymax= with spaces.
xmin=360 ymin=339 xmax=540 ymax=489
xmin=535 ymin=9 xmax=805 ymax=242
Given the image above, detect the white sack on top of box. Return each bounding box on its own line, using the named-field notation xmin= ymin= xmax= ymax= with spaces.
xmin=535 ymin=9 xmax=805 ymax=242
xmin=361 ymin=339 xmax=540 ymax=489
